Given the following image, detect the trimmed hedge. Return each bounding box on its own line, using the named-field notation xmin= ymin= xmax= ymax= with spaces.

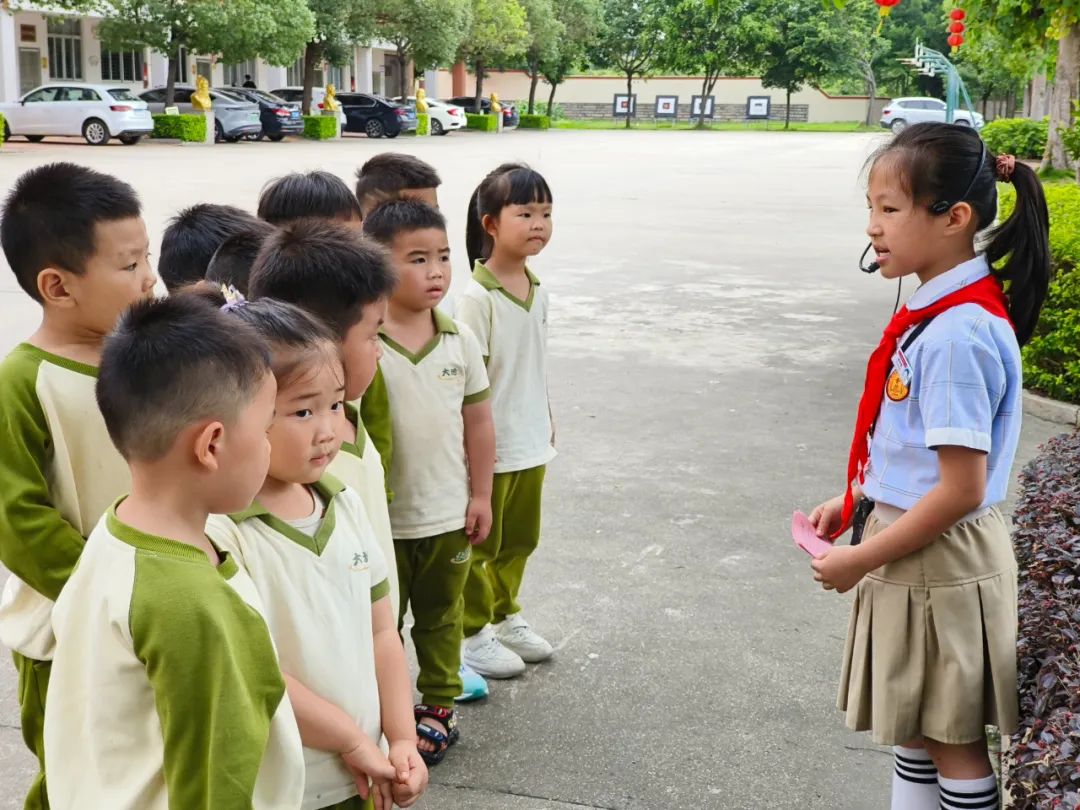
xmin=416 ymin=113 xmax=429 ymax=136
xmin=518 ymin=114 xmax=550 ymax=130
xmin=151 ymin=113 xmax=206 ymax=142
xmin=466 ymin=113 xmax=498 ymax=132
xmin=982 ymin=117 xmax=1048 ymax=160
xmin=1007 ymin=429 xmax=1080 ymax=809
xmin=0 ymin=113 xmax=4 ymax=148
xmin=303 ymin=114 xmax=338 ymax=140
xmin=1000 ymin=184 xmax=1080 ymax=403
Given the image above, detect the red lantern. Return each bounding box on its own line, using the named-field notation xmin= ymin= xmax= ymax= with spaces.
xmin=874 ymin=0 xmax=902 ymax=32
xmin=948 ymin=33 xmax=964 ymax=48
xmin=950 ymin=8 xmax=966 ymax=20
xmin=950 ymin=21 xmax=965 ymax=34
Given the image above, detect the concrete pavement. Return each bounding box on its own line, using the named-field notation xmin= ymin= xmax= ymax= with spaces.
xmin=0 ymin=129 xmax=1065 ymax=809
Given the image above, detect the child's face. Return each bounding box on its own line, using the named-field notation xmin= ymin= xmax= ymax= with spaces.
xmin=387 ymin=228 xmax=451 ymax=312
xmin=267 ymin=355 xmax=346 ymax=485
xmin=865 ymin=162 xmax=954 ymax=281
xmin=61 ymin=217 xmax=156 ymax=335
xmin=213 ymin=372 xmax=277 ymax=515
xmin=484 ymin=201 xmax=553 ymax=260
xmin=341 ymin=297 xmax=387 ymax=401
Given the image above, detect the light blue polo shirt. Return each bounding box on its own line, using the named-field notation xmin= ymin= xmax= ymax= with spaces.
xmin=862 ymin=255 xmax=1022 ymax=511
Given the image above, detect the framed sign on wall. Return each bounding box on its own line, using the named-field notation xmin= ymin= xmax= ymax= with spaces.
xmin=654 ymin=95 xmax=678 ymax=119
xmin=612 ymin=94 xmax=637 ymax=117
xmin=690 ymin=95 xmax=715 ymax=120
xmin=746 ymin=96 xmax=771 ymax=120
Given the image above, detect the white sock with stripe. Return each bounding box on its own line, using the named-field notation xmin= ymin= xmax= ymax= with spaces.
xmin=891 ymin=746 xmax=939 ymax=810
xmin=938 ymin=774 xmax=998 ymax=810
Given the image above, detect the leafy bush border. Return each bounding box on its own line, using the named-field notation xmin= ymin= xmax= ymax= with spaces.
xmin=151 ymin=113 xmax=206 ymax=142
xmin=303 ymin=114 xmax=338 ymax=140
xmin=466 ymin=113 xmax=498 ymax=132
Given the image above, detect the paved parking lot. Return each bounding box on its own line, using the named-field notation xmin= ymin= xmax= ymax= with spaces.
xmin=0 ymin=129 xmax=1064 ymax=809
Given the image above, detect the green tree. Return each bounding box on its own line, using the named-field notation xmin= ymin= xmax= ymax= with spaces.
xmin=300 ymin=0 xmax=379 ymax=114
xmin=96 ymin=0 xmax=314 ymax=106
xmin=956 ymin=27 xmax=1030 ymax=119
xmin=457 ymin=0 xmax=530 ymax=110
xmin=658 ymin=0 xmax=764 ymax=127
xmin=594 ymin=0 xmax=664 ymax=129
xmin=754 ymin=0 xmax=856 ymax=129
xmin=374 ymin=0 xmax=471 ymax=98
xmin=539 ymin=0 xmax=604 ymax=112
xmin=521 ymin=0 xmax=565 ymax=114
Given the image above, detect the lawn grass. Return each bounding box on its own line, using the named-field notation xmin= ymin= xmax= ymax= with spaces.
xmin=551 ymin=119 xmax=879 ymax=133
xmin=1037 ymin=166 xmax=1076 ymax=185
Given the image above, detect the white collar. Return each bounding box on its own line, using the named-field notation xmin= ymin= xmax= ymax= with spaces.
xmin=906 ymin=255 xmax=990 ymax=311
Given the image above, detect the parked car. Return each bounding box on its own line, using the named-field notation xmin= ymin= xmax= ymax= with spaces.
xmin=879 ymin=97 xmax=984 ymax=133
xmin=226 ymin=86 xmax=304 ymax=141
xmin=269 ymin=87 xmax=347 ymax=125
xmin=139 ymin=86 xmax=262 ymax=142
xmin=444 ymin=96 xmax=520 ymax=128
xmin=334 ymin=93 xmax=415 ymax=138
xmin=393 ymin=96 xmax=464 ymax=135
xmin=0 ymin=83 xmax=153 ymax=145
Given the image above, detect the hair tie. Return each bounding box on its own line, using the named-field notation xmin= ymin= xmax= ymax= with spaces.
xmin=220 ymin=284 xmax=247 ymax=312
xmin=995 ymin=154 xmax=1016 ymax=183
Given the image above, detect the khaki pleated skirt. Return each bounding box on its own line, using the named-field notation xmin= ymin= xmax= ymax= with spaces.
xmin=837 ymin=507 xmax=1018 ymax=745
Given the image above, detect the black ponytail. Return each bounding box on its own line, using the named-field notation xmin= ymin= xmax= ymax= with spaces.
xmin=870 ymin=122 xmax=1050 ymax=345
xmin=984 ymin=161 xmax=1050 ymax=346
xmin=465 ymin=163 xmax=553 ymax=268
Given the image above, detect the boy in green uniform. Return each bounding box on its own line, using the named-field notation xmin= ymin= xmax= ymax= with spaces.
xmin=363 ymin=200 xmax=495 ymax=765
xmin=0 ymin=163 xmax=157 ymax=810
xmin=45 ymin=295 xmax=305 ymax=809
xmin=158 ymin=202 xmax=260 ymax=291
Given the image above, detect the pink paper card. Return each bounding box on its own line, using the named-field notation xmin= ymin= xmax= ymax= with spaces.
xmin=792 ymin=510 xmax=834 ymax=557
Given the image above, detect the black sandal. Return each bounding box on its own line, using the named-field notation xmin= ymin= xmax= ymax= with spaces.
xmin=414 ymin=704 xmax=459 ymax=766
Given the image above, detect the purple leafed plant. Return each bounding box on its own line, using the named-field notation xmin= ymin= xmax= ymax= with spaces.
xmin=1009 ymin=429 xmax=1080 ymax=809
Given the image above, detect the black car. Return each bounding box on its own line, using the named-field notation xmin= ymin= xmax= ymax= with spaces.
xmin=226 ymin=87 xmax=304 ymax=141
xmin=444 ymin=96 xmax=519 ymax=128
xmin=335 ymin=93 xmax=417 ymax=138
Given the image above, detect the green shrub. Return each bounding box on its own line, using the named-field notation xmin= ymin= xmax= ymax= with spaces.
xmin=416 ymin=113 xmax=429 ymax=136
xmin=0 ymin=113 xmax=4 ymax=148
xmin=981 ymin=117 xmax=1047 ymax=160
xmin=518 ymin=114 xmax=550 ymax=130
xmin=533 ymin=102 xmax=565 ymax=121
xmin=466 ymin=113 xmax=498 ymax=132
xmin=151 ymin=113 xmax=206 ymax=142
xmin=303 ymin=114 xmax=338 ymax=140
xmin=1000 ymin=183 xmax=1080 ymax=403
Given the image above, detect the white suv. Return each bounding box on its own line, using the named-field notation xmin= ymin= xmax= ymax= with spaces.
xmin=0 ymin=83 xmax=154 ymax=145
xmin=880 ymin=97 xmax=984 ymax=133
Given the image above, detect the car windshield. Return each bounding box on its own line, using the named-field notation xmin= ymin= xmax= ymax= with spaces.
xmin=108 ymin=88 xmax=139 ymax=101
xmin=250 ymin=90 xmax=287 ymax=104
xmin=214 ymin=89 xmax=246 ymax=102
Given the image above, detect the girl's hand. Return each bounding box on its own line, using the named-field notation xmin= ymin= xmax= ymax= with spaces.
xmin=809 ymin=494 xmax=850 ymax=538
xmin=341 ymin=736 xmax=396 ymax=807
xmin=388 ymin=740 xmax=428 ymax=807
xmin=810 ymin=546 xmax=867 ymax=594
xmin=466 ymin=496 xmax=493 ymax=545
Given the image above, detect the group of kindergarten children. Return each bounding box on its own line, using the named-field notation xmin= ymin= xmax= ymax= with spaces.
xmin=0 ymin=153 xmax=556 ymax=809
xmin=0 ymin=120 xmax=1058 ymax=810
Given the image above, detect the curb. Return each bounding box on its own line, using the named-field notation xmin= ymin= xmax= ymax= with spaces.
xmin=1023 ymin=390 xmax=1080 ymax=427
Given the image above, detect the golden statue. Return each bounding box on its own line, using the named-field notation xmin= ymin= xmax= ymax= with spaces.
xmin=191 ymin=75 xmax=212 ymax=111
xmin=416 ymin=87 xmax=429 ymax=114
xmin=490 ymin=92 xmax=502 ymax=114
xmin=324 ymin=83 xmax=341 ymax=112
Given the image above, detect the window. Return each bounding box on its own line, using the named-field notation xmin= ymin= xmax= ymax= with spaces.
xmin=140 ymin=88 xmax=165 ymax=103
xmin=101 ymin=48 xmax=143 ymax=83
xmin=287 ymin=56 xmax=322 ymax=88
xmin=327 ymin=65 xmax=344 ymax=89
xmin=108 ymin=88 xmax=139 ymax=102
xmin=46 ymin=18 xmax=82 ymax=80
xmin=25 ymin=87 xmax=61 ymax=103
xmin=223 ymin=60 xmax=256 ymax=87
xmin=59 ymin=87 xmax=100 ymax=102
xmin=171 ymin=47 xmax=189 ymax=84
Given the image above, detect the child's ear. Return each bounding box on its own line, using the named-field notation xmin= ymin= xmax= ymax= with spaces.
xmin=37 ymin=268 xmax=77 ymax=309
xmin=193 ymin=421 xmax=226 ymax=472
xmin=481 ymin=213 xmax=498 ymax=239
xmin=944 ymin=201 xmax=976 ymax=235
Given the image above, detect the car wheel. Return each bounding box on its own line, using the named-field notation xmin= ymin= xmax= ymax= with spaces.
xmin=215 ymin=120 xmax=225 ymax=143
xmin=365 ymin=119 xmax=385 ymax=138
xmin=889 ymin=119 xmax=907 ymax=134
xmin=82 ymin=118 xmax=109 ymax=146
xmin=386 ymin=130 xmax=400 ymax=139
xmin=119 ymin=135 xmax=142 ymax=146
xmin=268 ymin=134 xmax=285 ymax=142
xmin=954 ymin=118 xmax=972 ymax=127
xmin=26 ymin=135 xmax=45 ymax=143
xmin=430 ymin=119 xmax=444 ymax=136
xmin=224 ymin=134 xmax=241 ymax=143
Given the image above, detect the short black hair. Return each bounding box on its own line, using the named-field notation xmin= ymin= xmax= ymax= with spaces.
xmin=1 ymin=162 xmax=142 ymax=301
xmin=257 ymin=170 xmax=362 ymax=225
xmin=248 ymin=218 xmax=395 ymax=337
xmin=362 ymin=200 xmax=447 ymax=247
xmin=205 ymin=221 xmax=277 ymax=295
xmin=355 ymin=153 xmax=441 ymax=213
xmin=158 ymin=203 xmax=259 ymax=292
xmin=98 ymin=295 xmax=270 ymax=461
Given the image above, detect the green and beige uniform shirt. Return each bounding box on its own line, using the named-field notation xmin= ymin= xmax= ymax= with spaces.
xmin=206 ymin=475 xmax=390 ymax=810
xmin=44 ymin=505 xmax=305 ymax=810
xmin=371 ymin=310 xmax=490 ymax=540
xmin=456 ymin=263 xmax=556 ymax=474
xmin=0 ymin=344 xmax=130 ymax=661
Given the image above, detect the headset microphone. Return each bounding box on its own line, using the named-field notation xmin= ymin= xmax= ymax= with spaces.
xmin=859 ymin=242 xmax=879 ymax=274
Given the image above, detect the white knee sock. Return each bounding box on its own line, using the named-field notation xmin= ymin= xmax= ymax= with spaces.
xmin=891 ymin=746 xmax=939 ymax=810
xmin=938 ymin=774 xmax=998 ymax=810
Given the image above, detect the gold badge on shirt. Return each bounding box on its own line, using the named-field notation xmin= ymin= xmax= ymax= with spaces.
xmin=886 ymin=369 xmax=911 ymax=402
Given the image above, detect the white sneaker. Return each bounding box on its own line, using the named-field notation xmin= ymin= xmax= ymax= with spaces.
xmin=494 ymin=614 xmax=553 ymax=663
xmin=462 ymin=625 xmax=526 ymax=679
